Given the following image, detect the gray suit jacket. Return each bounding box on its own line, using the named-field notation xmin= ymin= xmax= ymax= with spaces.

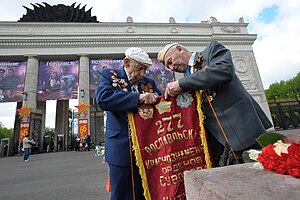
xmin=179 ymin=40 xmax=272 ymax=151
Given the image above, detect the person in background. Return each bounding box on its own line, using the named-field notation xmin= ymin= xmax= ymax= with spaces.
xmin=75 ymin=135 xmax=81 ymax=151
xmin=96 ymin=47 xmax=161 ymax=200
xmin=23 ymin=134 xmax=33 ymax=162
xmin=85 ymin=135 xmax=91 ymax=151
xmin=157 ymin=40 xmax=272 ymax=167
xmin=81 ymin=135 xmax=86 ymax=151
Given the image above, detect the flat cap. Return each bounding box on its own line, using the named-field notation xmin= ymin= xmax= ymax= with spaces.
xmin=157 ymin=43 xmax=178 ymax=65
xmin=125 ymin=47 xmax=152 ymax=67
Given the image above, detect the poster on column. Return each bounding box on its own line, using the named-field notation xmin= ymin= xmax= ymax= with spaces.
xmin=0 ymin=61 xmax=26 ymax=103
xmin=78 ymin=118 xmax=88 ymax=138
xmin=19 ymin=121 xmax=30 ymax=142
xmin=37 ymin=60 xmax=79 ymax=101
xmin=89 ymin=59 xmax=174 ymax=98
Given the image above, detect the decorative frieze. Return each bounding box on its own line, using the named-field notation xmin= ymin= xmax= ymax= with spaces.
xmin=220 ymin=26 xmax=241 ymax=33
xmin=232 ymin=53 xmax=258 ymax=92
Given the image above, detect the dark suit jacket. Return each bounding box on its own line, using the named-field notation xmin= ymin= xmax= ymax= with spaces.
xmin=179 ymin=40 xmax=272 ymax=151
xmin=96 ymin=67 xmax=161 ymax=166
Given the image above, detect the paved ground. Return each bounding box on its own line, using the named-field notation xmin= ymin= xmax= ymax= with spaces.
xmin=0 ymin=151 xmax=110 ymax=200
xmin=276 ymin=128 xmax=300 ymax=137
xmin=0 ymin=129 xmax=298 ymax=200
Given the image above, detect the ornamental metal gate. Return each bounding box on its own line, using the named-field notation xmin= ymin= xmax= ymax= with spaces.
xmin=268 ymin=100 xmax=300 ymax=130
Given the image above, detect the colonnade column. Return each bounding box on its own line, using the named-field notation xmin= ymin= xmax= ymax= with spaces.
xmin=23 ymin=55 xmax=46 ymax=152
xmin=78 ymin=54 xmax=91 ymax=137
xmin=55 ymin=100 xmax=69 ymax=152
xmin=24 ymin=55 xmax=39 ymax=109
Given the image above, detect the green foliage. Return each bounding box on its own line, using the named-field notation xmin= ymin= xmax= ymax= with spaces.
xmin=265 ymin=72 xmax=300 ymax=101
xmin=0 ymin=122 xmax=13 ymax=139
xmin=45 ymin=127 xmax=55 ymax=137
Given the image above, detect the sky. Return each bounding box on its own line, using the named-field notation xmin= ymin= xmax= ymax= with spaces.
xmin=0 ymin=0 xmax=299 ymax=129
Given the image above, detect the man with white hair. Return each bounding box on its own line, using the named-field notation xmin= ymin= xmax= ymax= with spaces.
xmin=96 ymin=47 xmax=161 ymax=200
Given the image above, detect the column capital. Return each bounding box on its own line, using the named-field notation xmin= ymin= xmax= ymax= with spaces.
xmin=77 ymin=53 xmax=90 ymax=58
xmin=24 ymin=54 xmax=39 ymax=59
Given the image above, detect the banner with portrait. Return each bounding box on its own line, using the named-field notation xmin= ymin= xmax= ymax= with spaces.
xmin=89 ymin=58 xmax=174 ymax=98
xmin=37 ymin=60 xmax=79 ymax=101
xmin=0 ymin=61 xmax=26 ymax=103
xmin=128 ymin=91 xmax=212 ymax=200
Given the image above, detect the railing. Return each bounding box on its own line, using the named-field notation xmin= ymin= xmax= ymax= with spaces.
xmin=268 ymin=99 xmax=300 ymax=130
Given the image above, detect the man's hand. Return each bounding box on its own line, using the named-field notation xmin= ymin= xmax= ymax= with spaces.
xmin=139 ymin=93 xmax=159 ymax=104
xmin=164 ymin=80 xmax=182 ymax=99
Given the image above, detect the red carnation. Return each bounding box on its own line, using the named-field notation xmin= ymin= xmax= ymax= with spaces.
xmin=286 ymin=142 xmax=300 ymax=178
xmin=257 ymin=142 xmax=300 ymax=178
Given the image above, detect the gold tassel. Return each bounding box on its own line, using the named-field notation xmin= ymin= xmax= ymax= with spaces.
xmin=128 ymin=112 xmax=152 ymax=200
xmin=196 ymin=90 xmax=212 ymax=168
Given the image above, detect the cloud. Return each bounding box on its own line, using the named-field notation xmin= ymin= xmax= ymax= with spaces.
xmin=0 ymin=102 xmax=17 ymax=128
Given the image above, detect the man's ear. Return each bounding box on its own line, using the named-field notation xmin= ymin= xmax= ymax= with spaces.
xmin=124 ymin=58 xmax=130 ymax=68
xmin=176 ymin=45 xmax=183 ymax=51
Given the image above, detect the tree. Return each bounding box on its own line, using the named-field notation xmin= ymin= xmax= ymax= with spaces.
xmin=45 ymin=127 xmax=55 ymax=137
xmin=265 ymin=72 xmax=300 ymax=101
xmin=0 ymin=122 xmax=13 ymax=139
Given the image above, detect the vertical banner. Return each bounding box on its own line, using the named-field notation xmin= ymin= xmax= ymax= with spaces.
xmin=17 ymin=103 xmax=31 ymax=143
xmin=76 ymin=100 xmax=90 ymax=139
xmin=89 ymin=59 xmax=174 ymax=98
xmin=37 ymin=60 xmax=79 ymax=101
xmin=128 ymin=91 xmax=211 ymax=200
xmin=0 ymin=61 xmax=26 ymax=103
xmin=78 ymin=118 xmax=88 ymax=138
xmin=19 ymin=121 xmax=30 ymax=142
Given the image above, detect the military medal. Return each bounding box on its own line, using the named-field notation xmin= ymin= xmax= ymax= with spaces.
xmin=176 ymin=92 xmax=193 ymax=108
xmin=155 ymin=98 xmax=172 ymax=114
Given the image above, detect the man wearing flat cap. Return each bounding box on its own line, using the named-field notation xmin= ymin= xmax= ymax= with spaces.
xmin=96 ymin=47 xmax=161 ymax=200
xmin=157 ymin=40 xmax=272 ymax=167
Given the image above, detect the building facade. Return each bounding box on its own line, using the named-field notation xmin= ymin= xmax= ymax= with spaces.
xmin=0 ymin=15 xmax=272 ymax=154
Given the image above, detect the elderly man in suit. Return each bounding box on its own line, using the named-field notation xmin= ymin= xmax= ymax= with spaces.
xmin=157 ymin=40 xmax=272 ymax=167
xmin=96 ymin=47 xmax=161 ymax=200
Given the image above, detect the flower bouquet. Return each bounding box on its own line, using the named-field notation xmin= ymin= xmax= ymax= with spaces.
xmin=247 ymin=131 xmax=300 ymax=178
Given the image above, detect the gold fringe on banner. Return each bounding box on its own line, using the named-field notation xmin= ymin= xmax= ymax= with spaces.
xmin=128 ymin=112 xmax=152 ymax=200
xmin=196 ymin=90 xmax=212 ymax=168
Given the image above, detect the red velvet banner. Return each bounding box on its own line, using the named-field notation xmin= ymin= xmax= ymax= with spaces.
xmin=128 ymin=91 xmax=212 ymax=200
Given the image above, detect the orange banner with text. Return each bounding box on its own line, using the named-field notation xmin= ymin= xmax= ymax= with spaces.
xmin=78 ymin=118 xmax=88 ymax=138
xmin=19 ymin=121 xmax=30 ymax=142
xmin=128 ymin=91 xmax=212 ymax=200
